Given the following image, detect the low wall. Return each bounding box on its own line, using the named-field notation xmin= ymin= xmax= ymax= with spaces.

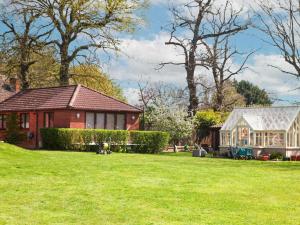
xmin=220 ymin=147 xmax=300 ymax=158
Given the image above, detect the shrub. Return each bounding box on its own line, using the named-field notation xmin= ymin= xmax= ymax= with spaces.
xmin=130 ymin=131 xmax=170 ymax=154
xmin=5 ymin=113 xmax=25 ymax=144
xmin=41 ymin=128 xmax=169 ymax=154
xmin=270 ymin=152 xmax=284 ymax=160
xmin=40 ymin=128 xmax=129 ymax=151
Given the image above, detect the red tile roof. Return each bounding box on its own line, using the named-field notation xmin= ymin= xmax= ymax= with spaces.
xmin=0 ymin=85 xmax=142 ymax=113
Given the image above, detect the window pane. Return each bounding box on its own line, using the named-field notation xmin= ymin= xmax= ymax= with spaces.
xmin=44 ymin=113 xmax=54 ymax=128
xmin=96 ymin=113 xmax=105 ymax=129
xmin=26 ymin=114 xmax=29 ymax=128
xmin=45 ymin=113 xmax=49 ymax=128
xmin=106 ymin=114 xmax=115 ymax=130
xmin=21 ymin=114 xmax=29 ymax=129
xmin=86 ymin=113 xmax=95 ymax=129
xmin=0 ymin=115 xmax=3 ymax=129
xmin=3 ymin=115 xmax=6 ymax=129
xmin=116 ymin=114 xmax=125 ymax=130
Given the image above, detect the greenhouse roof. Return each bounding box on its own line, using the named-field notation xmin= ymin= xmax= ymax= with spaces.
xmin=221 ymin=106 xmax=300 ymax=131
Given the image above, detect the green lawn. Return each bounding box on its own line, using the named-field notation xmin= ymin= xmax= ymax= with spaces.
xmin=0 ymin=143 xmax=300 ymax=225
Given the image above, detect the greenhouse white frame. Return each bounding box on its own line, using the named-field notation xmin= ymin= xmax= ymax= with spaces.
xmin=220 ymin=106 xmax=300 ymax=156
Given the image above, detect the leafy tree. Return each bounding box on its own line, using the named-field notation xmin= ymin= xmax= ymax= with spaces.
xmin=5 ymin=113 xmax=24 ymax=144
xmin=194 ymin=110 xmax=228 ymax=141
xmin=0 ymin=1 xmax=52 ymax=90
xmin=16 ymin=0 xmax=146 ymax=85
xmin=234 ymin=80 xmax=272 ymax=106
xmin=70 ymin=65 xmax=126 ymax=101
xmin=211 ymin=81 xmax=245 ymax=111
xmin=144 ymin=106 xmax=193 ymax=145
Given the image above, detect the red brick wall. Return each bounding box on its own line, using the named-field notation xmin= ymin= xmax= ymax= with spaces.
xmin=70 ymin=111 xmax=85 ymax=129
xmin=53 ymin=111 xmax=71 ymax=128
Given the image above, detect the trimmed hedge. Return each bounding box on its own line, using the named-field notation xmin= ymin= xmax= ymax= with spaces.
xmin=40 ymin=128 xmax=129 ymax=151
xmin=130 ymin=131 xmax=170 ymax=154
xmin=40 ymin=128 xmax=169 ymax=153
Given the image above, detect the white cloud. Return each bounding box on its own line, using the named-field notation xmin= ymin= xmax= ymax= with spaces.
xmin=108 ymin=32 xmax=187 ymax=85
xmin=124 ymin=88 xmax=140 ymax=105
xmin=236 ymin=54 xmax=300 ymax=102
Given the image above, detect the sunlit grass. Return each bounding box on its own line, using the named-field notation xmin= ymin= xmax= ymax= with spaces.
xmin=0 ymin=143 xmax=300 ymax=225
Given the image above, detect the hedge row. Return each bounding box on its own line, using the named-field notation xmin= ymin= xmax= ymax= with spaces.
xmin=130 ymin=131 xmax=170 ymax=154
xmin=40 ymin=128 xmax=169 ymax=153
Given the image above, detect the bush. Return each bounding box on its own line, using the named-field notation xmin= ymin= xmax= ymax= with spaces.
xmin=5 ymin=113 xmax=25 ymax=144
xmin=40 ymin=128 xmax=129 ymax=151
xmin=270 ymin=152 xmax=284 ymax=160
xmin=41 ymin=128 xmax=169 ymax=154
xmin=130 ymin=131 xmax=170 ymax=154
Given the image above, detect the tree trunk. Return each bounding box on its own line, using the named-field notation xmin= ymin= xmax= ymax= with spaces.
xmin=20 ymin=63 xmax=29 ymax=90
xmin=59 ymin=61 xmax=70 ymax=86
xmin=214 ymin=84 xmax=224 ymax=111
xmin=59 ymin=43 xmax=70 ymax=86
xmin=186 ymin=68 xmax=199 ymax=116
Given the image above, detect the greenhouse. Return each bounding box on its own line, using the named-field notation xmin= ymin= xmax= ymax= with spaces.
xmin=220 ymin=106 xmax=300 ymax=157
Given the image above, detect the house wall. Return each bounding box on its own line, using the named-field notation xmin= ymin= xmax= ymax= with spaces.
xmin=0 ymin=110 xmax=141 ymax=149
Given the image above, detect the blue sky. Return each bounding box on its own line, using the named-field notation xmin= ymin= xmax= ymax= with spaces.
xmin=108 ymin=0 xmax=300 ymax=105
xmin=1 ymin=0 xmax=299 ymax=105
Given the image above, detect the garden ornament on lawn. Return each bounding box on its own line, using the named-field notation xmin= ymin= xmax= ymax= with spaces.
xmin=97 ymin=142 xmax=112 ymax=155
xmin=193 ymin=144 xmax=207 ymax=157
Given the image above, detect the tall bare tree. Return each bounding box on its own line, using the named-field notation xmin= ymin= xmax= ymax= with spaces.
xmin=161 ymin=0 xmax=249 ymax=114
xmin=0 ymin=2 xmax=52 ymax=90
xmin=201 ymin=2 xmax=252 ymax=111
xmin=257 ymin=0 xmax=300 ymax=77
xmin=16 ymin=0 xmax=146 ymax=86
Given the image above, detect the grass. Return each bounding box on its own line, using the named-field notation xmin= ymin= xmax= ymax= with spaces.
xmin=0 ymin=143 xmax=300 ymax=225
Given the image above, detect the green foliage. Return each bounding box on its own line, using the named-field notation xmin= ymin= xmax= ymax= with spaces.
xmin=130 ymin=131 xmax=170 ymax=154
xmin=40 ymin=128 xmax=129 ymax=152
xmin=5 ymin=113 xmax=24 ymax=144
xmin=144 ymin=106 xmax=193 ymax=144
xmin=194 ymin=110 xmax=228 ymax=141
xmin=70 ymin=65 xmax=127 ymax=102
xmin=41 ymin=128 xmax=168 ymax=154
xmin=270 ymin=152 xmax=284 ymax=160
xmin=234 ymin=80 xmax=273 ymax=106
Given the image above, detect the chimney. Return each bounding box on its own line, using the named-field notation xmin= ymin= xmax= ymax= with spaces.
xmin=9 ymin=78 xmax=21 ymax=92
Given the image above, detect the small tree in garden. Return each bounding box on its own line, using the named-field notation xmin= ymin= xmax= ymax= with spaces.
xmin=144 ymin=106 xmax=194 ymax=145
xmin=194 ymin=110 xmax=228 ymax=142
xmin=5 ymin=113 xmax=24 ymax=144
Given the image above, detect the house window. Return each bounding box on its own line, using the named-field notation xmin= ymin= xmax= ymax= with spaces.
xmin=20 ymin=113 xmax=29 ymax=129
xmin=86 ymin=112 xmax=95 ymax=129
xmin=0 ymin=114 xmax=6 ymax=130
xmin=116 ymin=114 xmax=125 ymax=130
xmin=86 ymin=112 xmax=127 ymax=130
xmin=96 ymin=113 xmax=105 ymax=129
xmin=106 ymin=113 xmax=115 ymax=130
xmin=44 ymin=112 xmax=54 ymax=128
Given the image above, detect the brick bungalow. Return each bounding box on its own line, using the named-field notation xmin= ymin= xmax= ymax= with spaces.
xmin=0 ymin=84 xmax=142 ymax=148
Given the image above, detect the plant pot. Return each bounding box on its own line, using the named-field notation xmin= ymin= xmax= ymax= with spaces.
xmin=291 ymin=155 xmax=297 ymax=161
xmin=261 ymin=155 xmax=269 ymax=161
